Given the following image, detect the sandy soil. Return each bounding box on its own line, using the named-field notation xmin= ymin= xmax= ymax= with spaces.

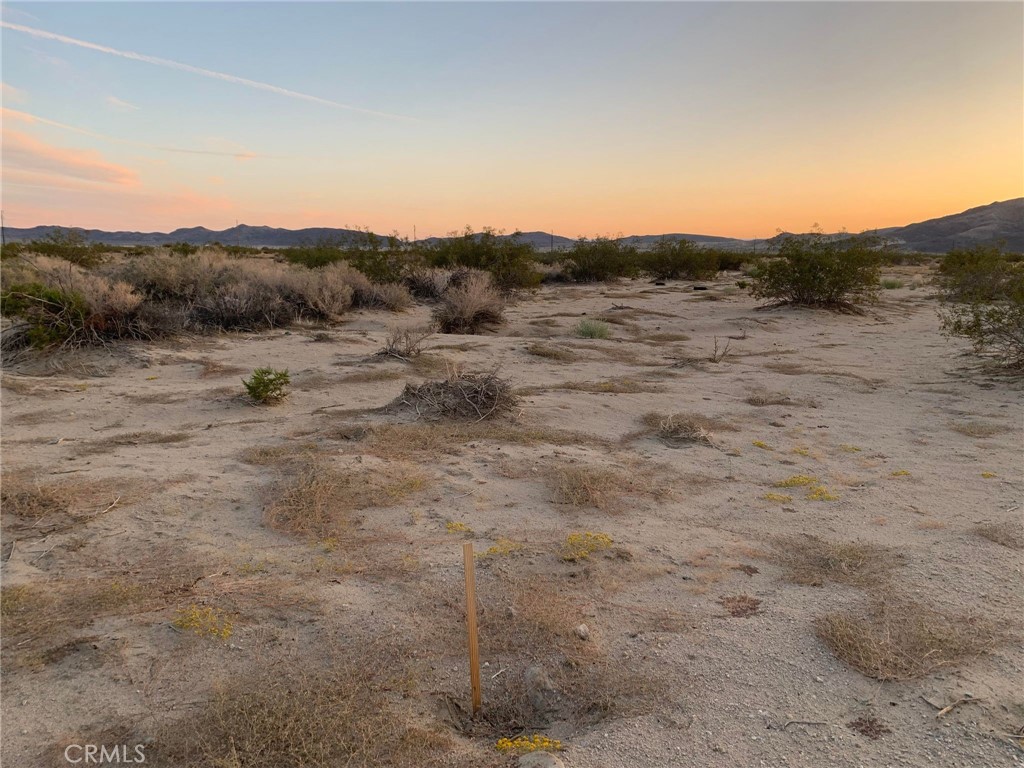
xmin=2 ymin=269 xmax=1022 ymax=767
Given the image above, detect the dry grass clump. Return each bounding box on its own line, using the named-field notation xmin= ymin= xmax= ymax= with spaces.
xmin=972 ymin=521 xmax=1024 ymax=550
xmin=640 ymin=412 xmax=736 ymax=446
xmin=2 ymin=561 xmax=206 ymax=669
xmin=0 ymin=470 xmax=142 ymax=537
xmin=154 ymin=652 xmax=484 ymax=768
xmin=949 ymin=420 xmax=1012 ymax=438
xmin=1 ymin=471 xmax=72 ymax=520
xmin=433 ymin=273 xmax=505 ymax=334
xmin=745 ymin=390 xmax=797 ymax=407
xmin=549 ymin=464 xmax=670 ymax=511
xmin=719 ymin=595 xmax=762 ymax=618
xmin=263 ymin=461 xmax=427 ymax=541
xmin=815 ymin=596 xmax=1001 ymax=681
xmin=770 ymin=535 xmax=895 ymax=587
xmin=525 ymin=343 xmax=579 ymax=362
xmin=239 ymin=442 xmax=320 ymax=467
xmin=550 ymin=467 xmax=624 ymax=510
xmin=376 ymin=325 xmax=434 ymax=361
xmin=390 ymin=369 xmax=518 ymax=421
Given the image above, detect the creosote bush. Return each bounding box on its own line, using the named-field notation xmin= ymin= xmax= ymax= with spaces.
xmin=937 ymin=245 xmax=1024 ymax=370
xmin=243 ymin=368 xmax=290 ymax=404
xmin=750 ymin=234 xmax=883 ymax=310
xmin=640 ymin=238 xmax=719 ymax=280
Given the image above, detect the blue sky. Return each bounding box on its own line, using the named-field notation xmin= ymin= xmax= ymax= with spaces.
xmin=2 ymin=2 xmax=1021 ymax=236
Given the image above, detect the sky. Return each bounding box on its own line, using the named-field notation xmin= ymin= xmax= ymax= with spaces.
xmin=1 ymin=1 xmax=1022 ymax=239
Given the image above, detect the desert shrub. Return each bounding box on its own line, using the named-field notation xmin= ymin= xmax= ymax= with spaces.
xmin=937 ymin=246 xmax=1024 ymax=369
xmin=415 ymin=228 xmax=540 ymax=289
xmin=404 ymin=266 xmax=459 ymax=300
xmin=166 ymin=241 xmax=200 ymax=256
xmin=563 ymin=238 xmax=638 ymax=282
xmin=433 ymin=272 xmax=505 ymax=333
xmin=640 ymin=239 xmax=719 ymax=280
xmin=573 ymin=319 xmax=610 ymax=339
xmin=750 ymin=234 xmax=882 ymax=309
xmin=243 ymin=367 xmax=290 ymax=404
xmin=881 ymin=278 xmax=902 ymax=290
xmin=377 ymin=325 xmax=433 ymax=360
xmin=21 ymin=229 xmax=103 ymax=267
xmin=281 ymin=236 xmax=349 ymax=268
xmin=710 ymin=249 xmax=751 ymax=271
xmin=0 ymin=259 xmax=151 ymax=349
xmin=362 ymin=282 xmax=413 ymax=311
xmin=391 ymin=369 xmax=517 ymax=420
xmin=192 ymin=280 xmax=291 ymax=331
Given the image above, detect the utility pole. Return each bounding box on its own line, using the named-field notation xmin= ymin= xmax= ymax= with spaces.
xmin=1 ymin=210 xmax=5 ymax=249
xmin=413 ymin=224 xmax=417 ymax=244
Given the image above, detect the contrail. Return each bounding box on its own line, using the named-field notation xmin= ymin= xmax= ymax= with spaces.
xmin=1 ymin=21 xmax=417 ymax=121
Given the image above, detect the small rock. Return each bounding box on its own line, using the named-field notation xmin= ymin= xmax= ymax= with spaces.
xmin=574 ymin=623 xmax=591 ymax=641
xmin=518 ymin=753 xmax=565 ymax=768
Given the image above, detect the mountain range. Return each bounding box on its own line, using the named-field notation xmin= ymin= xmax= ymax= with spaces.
xmin=4 ymin=198 xmax=1021 ymax=253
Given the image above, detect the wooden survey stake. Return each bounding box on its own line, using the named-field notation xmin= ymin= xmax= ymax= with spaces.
xmin=463 ymin=542 xmax=482 ymax=715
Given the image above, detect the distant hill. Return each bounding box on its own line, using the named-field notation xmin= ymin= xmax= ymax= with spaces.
xmin=5 ymin=199 xmax=1020 ymax=252
xmin=2 ymin=224 xmax=370 ymax=248
xmin=883 ymin=199 xmax=1024 ymax=253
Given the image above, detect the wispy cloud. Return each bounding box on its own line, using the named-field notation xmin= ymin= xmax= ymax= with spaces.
xmin=3 ymin=129 xmax=138 ymax=185
xmin=1 ymin=21 xmax=418 ymax=122
xmin=1 ymin=82 xmax=26 ymax=103
xmin=106 ymin=95 xmax=139 ymax=112
xmin=3 ymin=108 xmax=264 ymax=159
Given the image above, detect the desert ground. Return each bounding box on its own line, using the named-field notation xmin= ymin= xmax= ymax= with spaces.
xmin=1 ymin=267 xmax=1021 ymax=767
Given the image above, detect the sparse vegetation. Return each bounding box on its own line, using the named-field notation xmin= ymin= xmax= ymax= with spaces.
xmin=640 ymin=412 xmax=735 ymax=446
xmin=770 ymin=535 xmax=894 ymax=587
xmin=525 ymin=343 xmax=578 ymax=362
xmin=815 ymin=596 xmax=1000 ymax=680
xmin=243 ymin=367 xmax=291 ymax=404
xmin=640 ymin=238 xmax=719 ymax=280
xmin=573 ymin=318 xmax=611 ymax=339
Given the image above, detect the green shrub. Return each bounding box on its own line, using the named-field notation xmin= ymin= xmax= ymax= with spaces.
xmin=564 ymin=238 xmax=638 ymax=282
xmin=881 ymin=279 xmax=903 ymax=290
xmin=415 ymin=228 xmax=540 ymax=290
xmin=712 ymin=250 xmax=751 ymax=272
xmin=574 ymin=319 xmax=611 ymax=339
xmin=938 ymin=246 xmax=1024 ymax=369
xmin=750 ymin=235 xmax=882 ymax=309
xmin=640 ymin=239 xmax=719 ymax=280
xmin=1 ymin=268 xmax=148 ymax=350
xmin=166 ymin=242 xmax=200 ymax=256
xmin=937 ymin=245 xmax=1017 ymax=302
xmin=243 ymin=368 xmax=290 ymax=404
xmin=24 ymin=229 xmax=102 ymax=267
